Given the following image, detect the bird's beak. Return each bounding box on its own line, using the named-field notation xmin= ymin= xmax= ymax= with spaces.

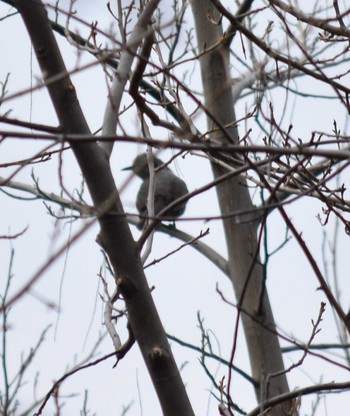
xmin=122 ymin=166 xmax=132 ymax=171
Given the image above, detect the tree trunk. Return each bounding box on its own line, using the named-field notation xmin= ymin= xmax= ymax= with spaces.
xmin=191 ymin=1 xmax=292 ymax=414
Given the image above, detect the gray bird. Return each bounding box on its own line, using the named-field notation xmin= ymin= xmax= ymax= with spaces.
xmin=123 ymin=153 xmax=189 ymax=229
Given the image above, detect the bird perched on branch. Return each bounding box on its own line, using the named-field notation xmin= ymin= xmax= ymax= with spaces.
xmin=123 ymin=153 xmax=189 ymax=229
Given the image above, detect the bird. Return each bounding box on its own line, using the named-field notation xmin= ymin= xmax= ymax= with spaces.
xmin=123 ymin=153 xmax=189 ymax=229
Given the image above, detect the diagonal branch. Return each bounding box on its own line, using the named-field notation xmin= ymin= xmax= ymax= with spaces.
xmin=9 ymin=1 xmax=195 ymax=414
xmin=100 ymin=0 xmax=161 ymax=157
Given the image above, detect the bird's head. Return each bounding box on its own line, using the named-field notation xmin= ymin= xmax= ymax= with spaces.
xmin=123 ymin=153 xmax=165 ymax=179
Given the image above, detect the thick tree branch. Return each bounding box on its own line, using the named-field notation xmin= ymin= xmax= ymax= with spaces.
xmin=101 ymin=0 xmax=161 ymax=157
xmin=9 ymin=1 xmax=194 ymax=414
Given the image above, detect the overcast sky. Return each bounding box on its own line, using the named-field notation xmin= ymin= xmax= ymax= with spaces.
xmin=1 ymin=1 xmax=350 ymax=415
